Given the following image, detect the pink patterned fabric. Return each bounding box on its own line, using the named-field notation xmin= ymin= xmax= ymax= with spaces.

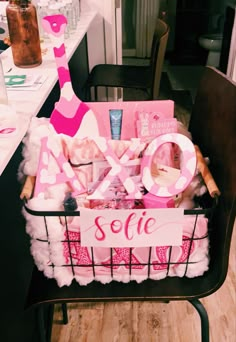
xmin=24 ymin=208 xmax=209 ymax=287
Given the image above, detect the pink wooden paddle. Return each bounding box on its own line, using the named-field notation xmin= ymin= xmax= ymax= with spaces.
xmin=42 ymin=14 xmax=99 ymax=137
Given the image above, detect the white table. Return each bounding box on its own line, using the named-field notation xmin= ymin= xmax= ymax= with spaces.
xmin=0 ymin=8 xmax=97 ymax=175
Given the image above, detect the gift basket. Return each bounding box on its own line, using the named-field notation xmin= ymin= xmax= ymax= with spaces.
xmin=19 ymin=15 xmax=220 ymax=287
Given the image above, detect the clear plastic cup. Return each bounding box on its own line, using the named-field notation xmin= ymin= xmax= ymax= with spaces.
xmin=47 ymin=2 xmax=70 ymax=38
xmin=37 ymin=0 xmax=50 ymax=40
xmin=0 ymin=56 xmax=8 ymax=105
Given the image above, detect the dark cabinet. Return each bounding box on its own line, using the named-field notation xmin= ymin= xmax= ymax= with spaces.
xmin=171 ymin=1 xmax=209 ymax=65
xmin=177 ymin=0 xmax=208 ymax=11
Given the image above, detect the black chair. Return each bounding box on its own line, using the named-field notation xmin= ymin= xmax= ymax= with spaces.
xmin=24 ymin=67 xmax=236 ymax=342
xmin=84 ymin=18 xmax=169 ymax=101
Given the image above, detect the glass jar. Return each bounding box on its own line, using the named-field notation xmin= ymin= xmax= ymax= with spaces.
xmin=6 ymin=0 xmax=42 ymax=68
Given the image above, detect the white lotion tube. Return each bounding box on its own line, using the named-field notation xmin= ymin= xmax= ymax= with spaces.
xmin=109 ymin=109 xmax=123 ymax=140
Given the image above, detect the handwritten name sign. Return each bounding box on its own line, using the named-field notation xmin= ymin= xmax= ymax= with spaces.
xmin=80 ymin=208 xmax=184 ymax=247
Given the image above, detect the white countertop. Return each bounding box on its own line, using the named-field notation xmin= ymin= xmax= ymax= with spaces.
xmin=0 ymin=9 xmax=97 ymax=175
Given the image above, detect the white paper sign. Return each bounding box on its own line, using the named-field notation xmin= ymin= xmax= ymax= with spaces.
xmin=80 ymin=208 xmax=184 ymax=247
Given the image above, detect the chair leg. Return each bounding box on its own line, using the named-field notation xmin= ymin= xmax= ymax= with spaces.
xmin=46 ymin=304 xmax=55 ymax=342
xmin=85 ymin=85 xmax=92 ymax=101
xmin=95 ymin=86 xmax=98 ymax=101
xmin=188 ymin=299 xmax=209 ymax=342
xmin=37 ymin=306 xmax=47 ymax=342
xmin=61 ymin=303 xmax=68 ymax=324
xmin=37 ymin=304 xmax=55 ymax=342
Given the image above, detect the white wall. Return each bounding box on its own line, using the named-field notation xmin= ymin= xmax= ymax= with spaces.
xmin=227 ymin=7 xmax=236 ymax=80
xmin=84 ymin=0 xmax=122 ymax=100
xmin=84 ymin=0 xmax=122 ymax=70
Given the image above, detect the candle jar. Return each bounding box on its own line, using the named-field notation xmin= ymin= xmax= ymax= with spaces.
xmin=6 ymin=0 xmax=42 ymax=68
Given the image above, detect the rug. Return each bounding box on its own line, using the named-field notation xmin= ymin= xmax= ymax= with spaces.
xmin=167 ymin=65 xmax=204 ymax=102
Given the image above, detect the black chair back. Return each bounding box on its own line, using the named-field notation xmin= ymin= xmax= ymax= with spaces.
xmin=189 ymin=66 xmax=236 ymax=293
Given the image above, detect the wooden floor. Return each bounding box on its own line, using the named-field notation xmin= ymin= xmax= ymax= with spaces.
xmin=51 ymin=221 xmax=236 ymax=342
